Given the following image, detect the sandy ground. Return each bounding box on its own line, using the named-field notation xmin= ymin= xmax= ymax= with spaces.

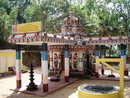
xmin=0 ymin=67 xmax=130 ymax=98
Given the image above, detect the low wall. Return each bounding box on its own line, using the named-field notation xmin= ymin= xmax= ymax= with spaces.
xmin=0 ymin=49 xmax=23 ymax=73
xmin=22 ymin=51 xmax=41 ymax=67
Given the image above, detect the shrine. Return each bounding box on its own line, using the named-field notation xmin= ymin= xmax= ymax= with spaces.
xmin=8 ymin=11 xmax=129 ymax=95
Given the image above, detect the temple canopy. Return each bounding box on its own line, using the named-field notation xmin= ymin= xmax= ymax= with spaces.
xmin=8 ymin=32 xmax=77 ymax=45
xmin=8 ymin=11 xmax=130 ymax=45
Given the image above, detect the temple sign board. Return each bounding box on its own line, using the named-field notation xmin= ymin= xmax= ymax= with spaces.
xmin=12 ymin=21 xmax=43 ymax=34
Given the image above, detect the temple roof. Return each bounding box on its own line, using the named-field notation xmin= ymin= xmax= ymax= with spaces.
xmin=8 ymin=31 xmax=129 ymax=45
xmin=8 ymin=11 xmax=130 ymax=46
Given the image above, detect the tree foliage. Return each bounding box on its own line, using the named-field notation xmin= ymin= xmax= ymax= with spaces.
xmin=0 ymin=0 xmax=129 ymax=51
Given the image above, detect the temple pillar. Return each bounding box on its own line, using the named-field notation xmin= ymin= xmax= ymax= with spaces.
xmin=79 ymin=51 xmax=83 ymax=71
xmin=50 ymin=50 xmax=53 ymax=70
xmin=16 ymin=45 xmax=21 ymax=88
xmin=121 ymin=44 xmax=128 ymax=76
xmin=124 ymin=45 xmax=128 ymax=76
xmin=95 ymin=45 xmax=99 ymax=78
xmin=101 ymin=45 xmax=105 ymax=75
xmin=65 ymin=45 xmax=69 ymax=82
xmin=41 ymin=43 xmax=48 ymax=92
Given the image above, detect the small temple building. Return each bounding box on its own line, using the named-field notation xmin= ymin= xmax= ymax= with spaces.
xmin=8 ymin=11 xmax=129 ymax=93
xmin=49 ymin=11 xmax=94 ymax=73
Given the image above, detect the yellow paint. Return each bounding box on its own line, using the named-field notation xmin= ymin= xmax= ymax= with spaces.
xmin=0 ymin=52 xmax=23 ymax=73
xmin=78 ymin=58 xmax=124 ymax=98
xmin=100 ymin=61 xmax=120 ymax=74
xmin=96 ymin=59 xmax=122 ymax=63
xmin=21 ymin=52 xmax=23 ymax=70
xmin=78 ymin=89 xmax=120 ymax=98
xmin=12 ymin=21 xmax=43 ymax=34
xmin=96 ymin=58 xmax=124 ymax=98
xmin=120 ymin=60 xmax=124 ymax=98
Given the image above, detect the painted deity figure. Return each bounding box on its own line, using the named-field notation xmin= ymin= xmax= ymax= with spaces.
xmin=73 ymin=53 xmax=78 ymax=69
xmin=69 ymin=56 xmax=72 ymax=69
xmin=54 ymin=53 xmax=58 ymax=69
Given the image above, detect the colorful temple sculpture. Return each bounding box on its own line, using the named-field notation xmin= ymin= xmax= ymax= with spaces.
xmin=8 ymin=11 xmax=130 ymax=92
xmin=61 ymin=11 xmax=83 ymax=36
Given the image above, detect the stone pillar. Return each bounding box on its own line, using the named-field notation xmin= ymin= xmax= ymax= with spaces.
xmin=65 ymin=45 xmax=69 ymax=82
xmin=124 ymin=45 xmax=128 ymax=76
xmin=79 ymin=51 xmax=83 ymax=71
xmin=16 ymin=45 xmax=21 ymax=88
xmin=95 ymin=45 xmax=99 ymax=78
xmin=121 ymin=44 xmax=128 ymax=76
xmin=50 ymin=50 xmax=53 ymax=70
xmin=101 ymin=45 xmax=105 ymax=75
xmin=41 ymin=43 xmax=48 ymax=92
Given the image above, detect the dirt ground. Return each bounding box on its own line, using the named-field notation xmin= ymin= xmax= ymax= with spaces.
xmin=0 ymin=67 xmax=130 ymax=98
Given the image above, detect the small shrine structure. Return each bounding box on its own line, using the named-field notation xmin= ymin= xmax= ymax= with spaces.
xmin=8 ymin=11 xmax=130 ymax=92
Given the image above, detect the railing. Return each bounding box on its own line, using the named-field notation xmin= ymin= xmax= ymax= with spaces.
xmin=96 ymin=59 xmax=124 ymax=98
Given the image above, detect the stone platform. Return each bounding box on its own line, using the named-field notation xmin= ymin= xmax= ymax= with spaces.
xmin=10 ymin=78 xmax=78 ymax=96
xmin=91 ymin=75 xmax=130 ymax=82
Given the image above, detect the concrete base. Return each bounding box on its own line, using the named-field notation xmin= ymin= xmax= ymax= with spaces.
xmin=101 ymin=69 xmax=104 ymax=75
xmin=95 ymin=72 xmax=99 ymax=78
xmin=16 ymin=80 xmax=21 ymax=88
xmin=78 ymin=84 xmax=120 ymax=98
xmin=65 ymin=76 xmax=69 ymax=82
xmin=11 ymin=78 xmax=78 ymax=96
xmin=124 ymin=69 xmax=128 ymax=76
xmin=43 ymin=84 xmax=48 ymax=92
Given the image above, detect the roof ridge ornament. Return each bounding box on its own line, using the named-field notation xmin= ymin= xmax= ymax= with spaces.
xmin=61 ymin=10 xmax=82 ymax=36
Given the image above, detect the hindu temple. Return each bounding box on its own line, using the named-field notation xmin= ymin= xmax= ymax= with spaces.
xmin=8 ymin=11 xmax=129 ymax=93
